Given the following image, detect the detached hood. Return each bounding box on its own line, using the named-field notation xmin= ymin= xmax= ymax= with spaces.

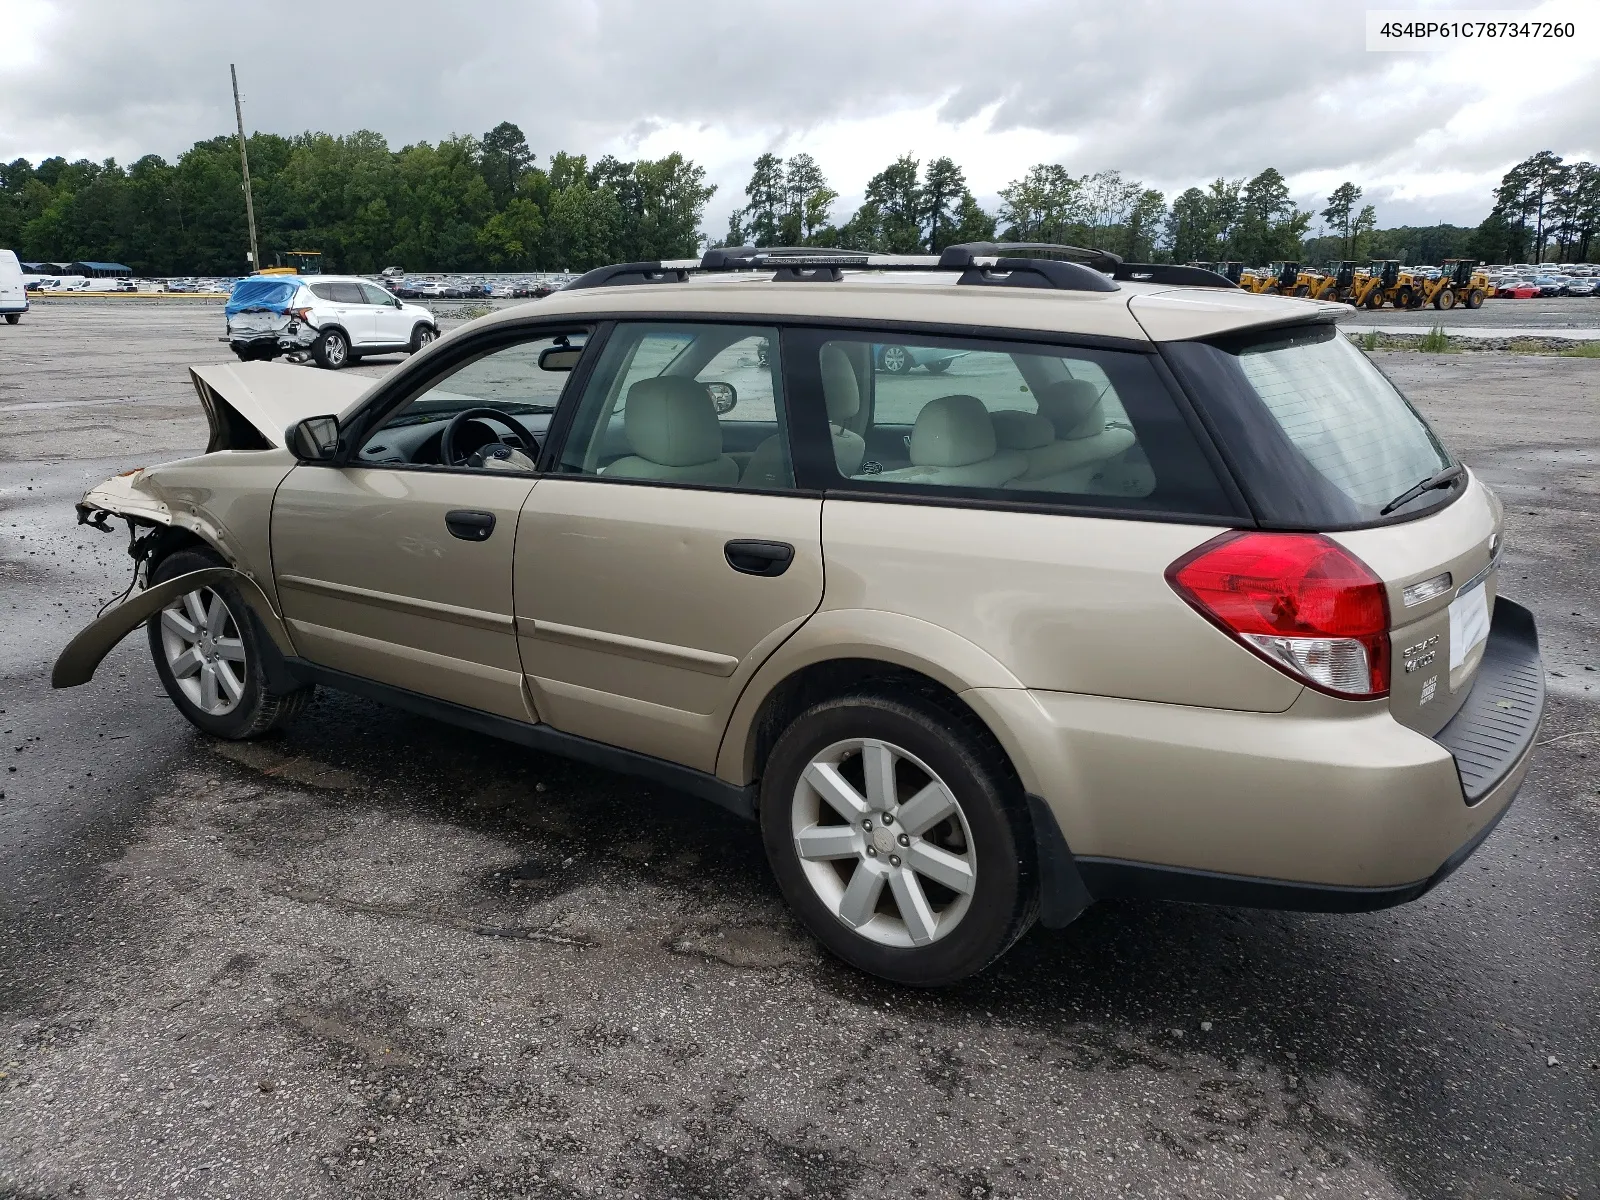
xmin=190 ymin=362 xmax=373 ymax=450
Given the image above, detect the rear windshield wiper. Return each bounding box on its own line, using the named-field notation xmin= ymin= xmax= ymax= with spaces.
xmin=1380 ymin=463 xmax=1465 ymax=515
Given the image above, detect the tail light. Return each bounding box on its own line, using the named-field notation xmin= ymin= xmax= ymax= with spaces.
xmin=287 ymin=307 xmax=312 ymax=322
xmin=1166 ymin=532 xmax=1390 ymax=698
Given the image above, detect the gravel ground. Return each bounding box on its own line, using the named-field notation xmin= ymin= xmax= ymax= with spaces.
xmin=0 ymin=304 xmax=1595 ymax=1200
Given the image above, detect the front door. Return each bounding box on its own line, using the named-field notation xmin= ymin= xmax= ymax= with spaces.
xmin=516 ymin=322 xmax=823 ymax=772
xmin=362 ymin=282 xmax=412 ymax=346
xmin=270 ymin=328 xmax=586 ymax=719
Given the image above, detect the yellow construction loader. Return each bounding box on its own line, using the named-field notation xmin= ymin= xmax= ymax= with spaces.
xmin=1348 ymin=261 xmax=1398 ymax=308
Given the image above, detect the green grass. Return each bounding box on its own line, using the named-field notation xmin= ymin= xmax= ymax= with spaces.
xmin=1558 ymin=341 xmax=1600 ymax=358
xmin=1361 ymin=329 xmax=1381 ymax=352
xmin=1506 ymin=339 xmax=1553 ymax=355
xmin=1417 ymin=325 xmax=1453 ymax=353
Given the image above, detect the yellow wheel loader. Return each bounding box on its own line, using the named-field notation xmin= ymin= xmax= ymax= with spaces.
xmin=1441 ymin=259 xmax=1488 ymax=310
xmin=1349 ymin=261 xmax=1398 ymax=309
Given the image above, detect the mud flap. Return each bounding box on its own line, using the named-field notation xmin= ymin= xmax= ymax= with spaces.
xmin=51 ymin=568 xmax=295 ymax=689
xmin=1025 ymin=793 xmax=1094 ymax=928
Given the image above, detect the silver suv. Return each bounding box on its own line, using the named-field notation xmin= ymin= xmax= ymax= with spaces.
xmin=58 ymin=245 xmax=1544 ymax=985
xmin=225 ymin=274 xmax=437 ymax=368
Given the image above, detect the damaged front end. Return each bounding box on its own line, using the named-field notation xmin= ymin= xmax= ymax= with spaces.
xmin=57 ymin=361 xmax=372 ymax=689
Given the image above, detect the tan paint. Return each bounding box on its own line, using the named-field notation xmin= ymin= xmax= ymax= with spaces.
xmin=817 ymin=499 xmax=1304 ymax=710
xmin=271 ymin=465 xmax=535 ymax=720
xmin=515 ymin=478 xmax=823 ymax=772
xmin=1128 ymin=289 xmax=1349 ymax=341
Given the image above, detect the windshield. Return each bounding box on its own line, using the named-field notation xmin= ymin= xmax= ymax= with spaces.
xmin=1164 ymin=323 xmax=1455 ymax=527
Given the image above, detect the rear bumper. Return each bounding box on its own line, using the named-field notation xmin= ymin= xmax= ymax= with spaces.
xmin=974 ymin=597 xmax=1544 ymax=921
xmin=226 ymin=321 xmax=317 ymax=349
xmin=0 ymin=299 xmax=27 ymax=314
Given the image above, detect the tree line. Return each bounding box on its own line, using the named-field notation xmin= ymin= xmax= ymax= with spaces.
xmin=2 ymin=123 xmax=1593 ymax=275
xmin=0 ymin=122 xmax=713 ymax=276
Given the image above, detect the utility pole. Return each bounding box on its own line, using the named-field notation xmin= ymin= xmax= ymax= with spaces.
xmin=231 ymin=64 xmax=260 ymax=273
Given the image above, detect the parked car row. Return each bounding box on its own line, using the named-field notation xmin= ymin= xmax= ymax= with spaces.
xmin=1488 ymin=273 xmax=1597 ymax=298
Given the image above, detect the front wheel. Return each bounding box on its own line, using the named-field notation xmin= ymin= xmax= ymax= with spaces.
xmin=409 ymin=324 xmax=437 ymax=354
xmin=147 ymin=548 xmax=313 ymax=740
xmin=760 ymin=691 xmax=1037 ymax=985
xmin=877 ymin=345 xmax=911 ymax=374
xmin=1365 ymin=290 xmax=1384 ymax=309
xmin=4 ymin=313 xmax=19 ymax=325
xmin=924 ymin=358 xmax=951 ymax=374
xmin=311 ymin=328 xmax=350 ymax=370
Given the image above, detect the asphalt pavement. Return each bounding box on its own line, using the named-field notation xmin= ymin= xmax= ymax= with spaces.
xmin=0 ymin=304 xmax=1595 ymax=1200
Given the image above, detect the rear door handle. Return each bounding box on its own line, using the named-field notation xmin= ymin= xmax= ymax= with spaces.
xmin=446 ymin=509 xmax=496 ymax=541
xmin=724 ymin=539 xmax=794 ymax=577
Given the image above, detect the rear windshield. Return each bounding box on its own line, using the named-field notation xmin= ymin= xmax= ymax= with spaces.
xmin=225 ymin=278 xmax=300 ymax=315
xmin=1163 ymin=323 xmax=1455 ymax=527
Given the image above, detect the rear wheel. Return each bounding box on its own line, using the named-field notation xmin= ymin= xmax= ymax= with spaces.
xmin=4 ymin=313 xmax=19 ymax=325
xmin=1466 ymin=288 xmax=1485 ymax=309
xmin=147 ymin=548 xmax=313 ymax=740
xmin=311 ymin=328 xmax=350 ymax=370
xmin=878 ymin=345 xmax=911 ymax=374
xmin=1395 ymin=286 xmax=1415 ymax=310
xmin=925 ymin=359 xmax=951 ymax=374
xmin=760 ymin=691 xmax=1037 ymax=986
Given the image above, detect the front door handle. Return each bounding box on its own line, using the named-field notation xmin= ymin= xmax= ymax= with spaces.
xmin=724 ymin=539 xmax=794 ymax=577
xmin=446 ymin=509 xmax=496 ymax=541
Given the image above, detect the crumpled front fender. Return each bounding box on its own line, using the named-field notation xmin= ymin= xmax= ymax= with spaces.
xmin=52 ymin=568 xmax=295 ymax=689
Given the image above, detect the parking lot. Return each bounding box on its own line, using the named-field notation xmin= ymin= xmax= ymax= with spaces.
xmin=1 ymin=301 xmax=1596 ymax=1199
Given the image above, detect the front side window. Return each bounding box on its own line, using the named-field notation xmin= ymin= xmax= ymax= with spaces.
xmin=356 ymin=331 xmax=588 ymax=471
xmin=359 ymin=282 xmax=395 ymax=306
xmin=793 ymin=330 xmax=1234 ymax=516
xmin=558 ymin=323 xmax=792 ymax=491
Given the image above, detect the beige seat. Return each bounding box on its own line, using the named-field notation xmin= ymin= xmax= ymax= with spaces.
xmin=602 ymin=377 xmax=739 ymax=485
xmin=1005 ymin=378 xmax=1137 ymax=484
xmin=870 ymin=394 xmax=1027 ymax=488
xmin=742 ymin=344 xmax=865 ymax=488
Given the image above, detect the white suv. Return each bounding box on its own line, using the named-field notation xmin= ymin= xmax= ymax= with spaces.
xmin=224 ymin=274 xmax=437 ymax=370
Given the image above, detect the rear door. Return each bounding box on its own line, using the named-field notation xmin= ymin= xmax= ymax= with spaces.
xmin=514 ymin=322 xmax=823 ymax=772
xmin=325 ymin=279 xmax=375 ymax=344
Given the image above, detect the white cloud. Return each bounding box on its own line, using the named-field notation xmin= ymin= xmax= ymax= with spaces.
xmin=0 ymin=0 xmax=1593 ymax=234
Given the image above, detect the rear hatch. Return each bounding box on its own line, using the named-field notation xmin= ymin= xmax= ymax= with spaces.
xmin=1156 ymin=316 xmax=1502 ymax=735
xmin=225 ymin=277 xmax=301 ymax=338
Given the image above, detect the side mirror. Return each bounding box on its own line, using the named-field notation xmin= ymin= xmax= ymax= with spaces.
xmin=289 ymin=415 xmax=340 ymax=462
xmin=704 ymin=381 xmax=737 ymax=415
xmin=539 ymin=345 xmax=584 ymax=372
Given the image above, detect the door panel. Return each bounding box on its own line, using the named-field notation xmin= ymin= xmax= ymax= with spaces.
xmin=272 ymin=465 xmax=537 ymax=718
xmin=514 ymin=478 xmax=823 ymax=770
xmin=361 ymin=283 xmax=411 ymax=345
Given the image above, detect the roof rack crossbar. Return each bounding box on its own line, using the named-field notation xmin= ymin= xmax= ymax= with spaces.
xmin=1110 ymin=263 xmax=1238 ymax=289
xmin=958 ymin=258 xmax=1120 ymax=293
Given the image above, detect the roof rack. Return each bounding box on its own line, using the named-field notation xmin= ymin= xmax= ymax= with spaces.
xmin=1110 ymin=263 xmax=1238 ymax=289
xmin=561 ymin=241 xmax=1171 ymax=296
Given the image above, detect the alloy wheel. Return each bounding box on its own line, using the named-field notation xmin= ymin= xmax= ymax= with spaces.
xmin=790 ymin=737 xmax=976 ymax=947
xmin=879 ymin=345 xmax=909 ymax=374
xmin=159 ymin=587 xmax=246 ymax=715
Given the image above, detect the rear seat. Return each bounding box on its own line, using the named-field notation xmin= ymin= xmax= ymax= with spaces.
xmin=866 ymin=395 xmax=1027 ymax=488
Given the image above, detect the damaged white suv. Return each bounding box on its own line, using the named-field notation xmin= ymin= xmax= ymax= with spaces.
xmin=225 ymin=275 xmax=438 ymax=369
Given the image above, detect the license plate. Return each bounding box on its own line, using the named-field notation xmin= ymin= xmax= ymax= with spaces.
xmin=1448 ymin=582 xmax=1490 ymax=670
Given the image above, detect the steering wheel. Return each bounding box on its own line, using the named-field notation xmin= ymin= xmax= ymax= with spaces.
xmin=440 ymin=407 xmax=540 ymax=467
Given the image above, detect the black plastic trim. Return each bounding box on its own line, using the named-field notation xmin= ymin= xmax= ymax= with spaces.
xmin=1025 ymin=794 xmax=1093 ymax=928
xmin=1113 ymin=263 xmax=1238 ymax=289
xmin=283 ymin=659 xmax=757 ymax=819
xmin=1432 ymin=597 xmax=1545 ymax=804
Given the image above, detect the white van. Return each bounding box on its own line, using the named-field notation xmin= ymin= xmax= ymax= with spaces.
xmin=0 ymin=250 xmax=29 ymax=324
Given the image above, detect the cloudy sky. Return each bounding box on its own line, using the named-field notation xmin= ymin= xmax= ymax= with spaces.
xmin=3 ymin=0 xmax=1595 ymax=235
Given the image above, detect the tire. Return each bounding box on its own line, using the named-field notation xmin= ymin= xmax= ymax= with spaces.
xmin=1293 ymin=284 xmax=1311 ymax=297
xmin=409 ymin=323 xmax=437 ymax=354
xmin=310 ymin=328 xmax=350 ymax=370
xmin=925 ymin=359 xmax=951 ymax=374
xmin=1467 ymin=288 xmax=1485 ymax=309
xmin=1365 ymin=290 xmax=1384 ymax=309
xmin=1395 ymin=286 xmax=1415 ymax=310
xmin=146 ymin=548 xmax=314 ymax=740
xmin=4 ymin=313 xmax=19 ymax=325
xmin=760 ymin=690 xmax=1038 ymax=986
xmin=878 ymin=345 xmax=911 ymax=374
xmin=1435 ymin=288 xmax=1457 ymax=310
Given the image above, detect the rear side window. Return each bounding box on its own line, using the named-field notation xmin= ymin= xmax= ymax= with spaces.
xmin=1163 ymin=323 xmax=1454 ymax=527
xmin=785 ymin=329 xmax=1236 ymax=518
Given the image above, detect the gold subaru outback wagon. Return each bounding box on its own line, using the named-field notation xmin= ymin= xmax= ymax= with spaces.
xmin=56 ymin=246 xmax=1544 ymax=985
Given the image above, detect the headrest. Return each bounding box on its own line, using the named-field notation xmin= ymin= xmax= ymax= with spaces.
xmin=910 ymin=395 xmax=996 ymax=468
xmin=625 ymin=377 xmax=724 ymax=467
xmin=820 ymin=344 xmax=860 ymax=424
xmin=989 ymin=409 xmax=1055 ymax=450
xmin=1036 ymin=379 xmax=1106 ymax=440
